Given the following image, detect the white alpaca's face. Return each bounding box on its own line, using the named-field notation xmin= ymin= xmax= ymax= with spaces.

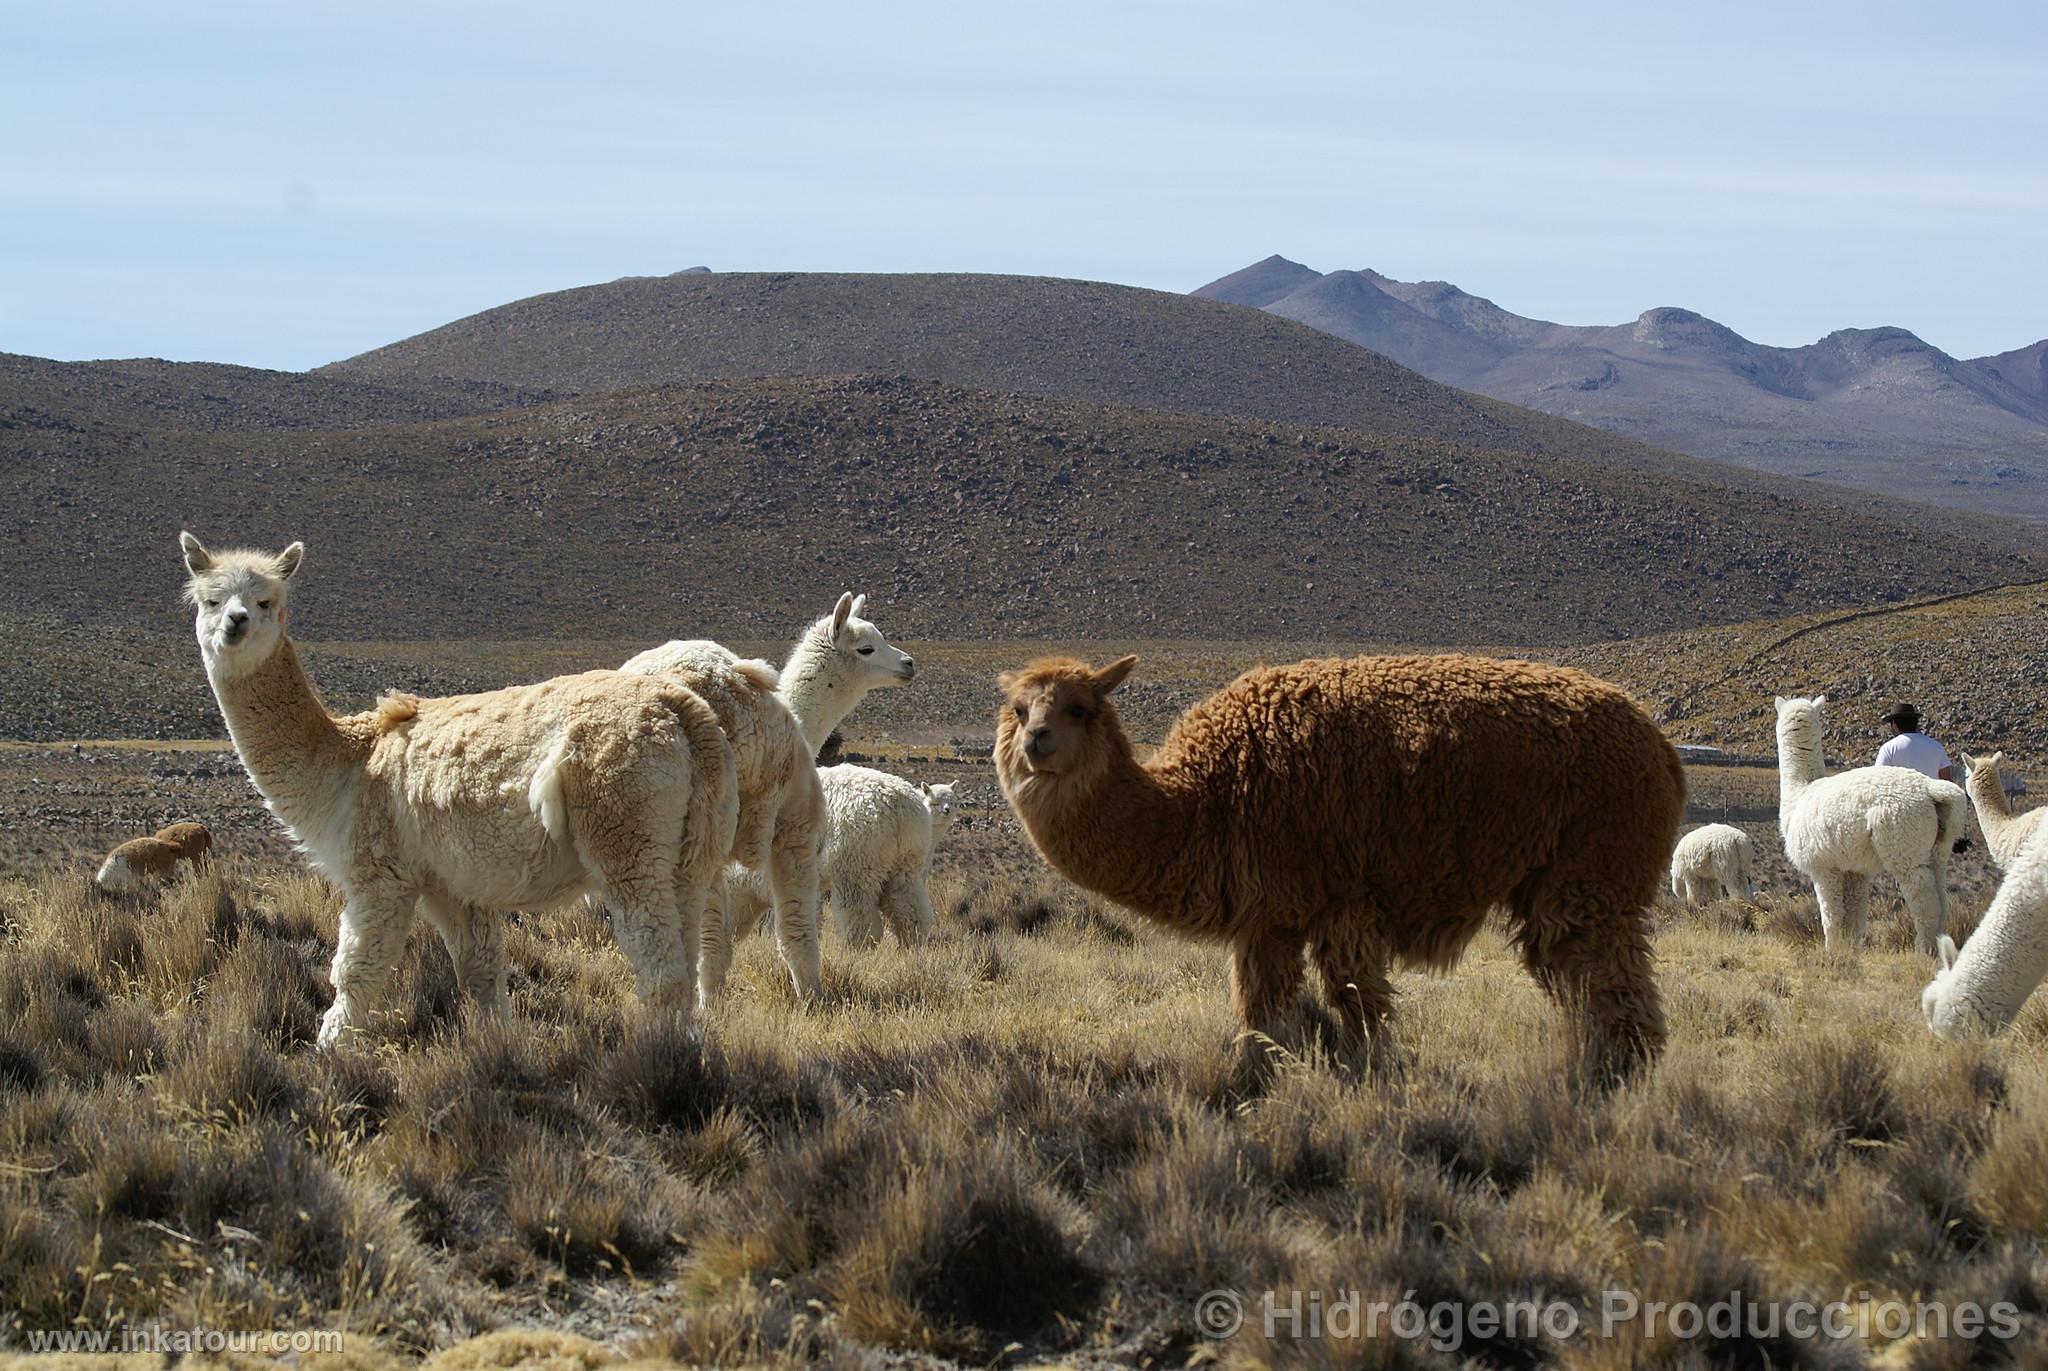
xmin=834 ymin=593 xmax=915 ymax=692
xmin=923 ymin=782 xmax=956 ymax=829
xmin=180 ymin=533 xmax=301 ymax=678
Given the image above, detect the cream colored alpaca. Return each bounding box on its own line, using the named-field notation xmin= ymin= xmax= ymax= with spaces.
xmin=1961 ymin=752 xmax=2043 ymax=872
xmin=619 ymin=642 xmax=826 ymax=1002
xmin=180 ymin=533 xmax=737 ymax=1047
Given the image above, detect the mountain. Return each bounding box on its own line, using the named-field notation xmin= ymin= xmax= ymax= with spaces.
xmin=1972 ymin=339 xmax=2048 ymax=407
xmin=1194 ymin=258 xmax=2048 ymax=519
xmin=1 ymin=372 xmax=2035 ymax=668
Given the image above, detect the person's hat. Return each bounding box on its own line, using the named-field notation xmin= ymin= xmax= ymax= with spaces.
xmin=1883 ymin=701 xmax=1921 ymax=729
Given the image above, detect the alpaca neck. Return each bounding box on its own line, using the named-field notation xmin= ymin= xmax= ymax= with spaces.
xmin=1777 ymin=723 xmax=1825 ymax=812
xmin=778 ymin=630 xmax=858 ymax=753
xmin=1969 ymin=769 xmax=2025 ymax=859
xmin=1009 ymin=734 xmax=1210 ymax=934
xmin=206 ymin=636 xmax=360 ymax=811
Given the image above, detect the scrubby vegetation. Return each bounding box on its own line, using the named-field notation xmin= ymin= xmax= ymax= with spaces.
xmin=2 ymin=857 xmax=2044 ymax=1368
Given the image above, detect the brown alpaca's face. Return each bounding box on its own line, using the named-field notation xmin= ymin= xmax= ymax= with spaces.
xmin=996 ymin=655 xmax=1137 ymax=779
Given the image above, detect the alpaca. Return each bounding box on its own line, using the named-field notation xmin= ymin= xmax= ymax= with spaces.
xmin=687 ymin=594 xmax=918 ymax=990
xmin=1961 ymin=752 xmax=2043 ymax=872
xmin=1774 ymin=695 xmax=1967 ymax=957
xmin=618 ymin=641 xmax=826 ymax=1002
xmin=725 ymin=764 xmax=941 ymax=951
xmin=179 ymin=533 xmax=738 ymax=1047
xmin=95 ymin=821 xmax=213 ymax=895
xmin=1923 ymin=819 xmax=2048 ymax=1037
xmin=921 ymin=781 xmax=957 ymax=833
xmin=1668 ymin=824 xmax=1756 ymax=905
xmin=996 ymin=653 xmax=1685 ymax=1082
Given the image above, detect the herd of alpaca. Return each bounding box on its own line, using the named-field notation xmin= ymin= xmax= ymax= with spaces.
xmin=171 ymin=532 xmax=2047 ymax=1072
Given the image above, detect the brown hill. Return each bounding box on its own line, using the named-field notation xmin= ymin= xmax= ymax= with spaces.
xmin=0 ymin=371 xmax=2038 ymax=733
xmin=0 ymin=352 xmax=549 ymax=433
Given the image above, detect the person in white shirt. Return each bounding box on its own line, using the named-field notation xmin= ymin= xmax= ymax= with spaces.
xmin=1875 ymin=701 xmax=1955 ymax=781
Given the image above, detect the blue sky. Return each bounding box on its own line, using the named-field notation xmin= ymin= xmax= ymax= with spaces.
xmin=5 ymin=1 xmax=2043 ymax=370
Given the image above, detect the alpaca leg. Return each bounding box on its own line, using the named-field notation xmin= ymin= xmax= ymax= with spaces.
xmin=769 ymin=826 xmax=824 ymax=1000
xmin=878 ymin=872 xmax=937 ymax=947
xmin=1896 ymin=865 xmax=1947 ymax=958
xmin=1230 ymin=931 xmax=1308 ymax=1085
xmin=319 ymin=886 xmax=417 ymax=1050
xmin=417 ymin=894 xmax=508 ymax=1018
xmin=1309 ymin=927 xmax=1394 ymax=1073
xmin=698 ymin=877 xmax=735 ymax=1006
xmin=1835 ymin=872 xmax=1870 ymax=949
xmin=832 ymin=877 xmax=886 ymax=951
xmin=1683 ymin=875 xmax=1712 ymax=906
xmin=1813 ymin=870 xmax=1851 ymax=953
xmin=604 ymin=890 xmax=693 ymax=1014
xmin=1517 ymin=906 xmax=1665 ymax=1086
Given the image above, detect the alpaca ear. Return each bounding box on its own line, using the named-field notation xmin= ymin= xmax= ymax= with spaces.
xmin=997 ymin=669 xmax=1021 ymax=694
xmin=1093 ymin=655 xmax=1139 ymax=695
xmin=1938 ymin=935 xmax=1959 ymax=971
xmin=831 ymin=592 xmax=854 ymax=638
xmin=274 ymin=542 xmax=305 ymax=580
xmin=180 ymin=531 xmax=214 ymax=574
xmin=1813 ymin=694 xmax=1827 ymax=709
xmin=850 ymin=594 xmax=868 ymax=619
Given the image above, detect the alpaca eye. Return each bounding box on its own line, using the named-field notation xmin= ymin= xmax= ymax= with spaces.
xmin=857 ymin=647 xmax=874 ymax=656
xmin=1066 ymin=705 xmax=1087 ymax=721
xmin=257 ymin=600 xmax=271 ymax=610
xmin=1014 ymin=705 xmax=1027 ymax=720
xmin=205 ymin=600 xmax=219 ymax=609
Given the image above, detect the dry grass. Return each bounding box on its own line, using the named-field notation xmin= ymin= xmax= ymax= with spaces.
xmin=1 ymin=863 xmax=2044 ymax=1369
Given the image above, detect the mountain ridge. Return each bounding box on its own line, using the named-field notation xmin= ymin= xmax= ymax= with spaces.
xmin=1195 ymin=257 xmax=2048 ymax=518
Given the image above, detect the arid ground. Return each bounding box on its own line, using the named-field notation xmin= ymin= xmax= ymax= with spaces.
xmin=1 ymin=641 xmax=2042 ymax=1369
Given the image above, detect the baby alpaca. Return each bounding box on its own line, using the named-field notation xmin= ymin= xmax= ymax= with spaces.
xmin=95 ymin=821 xmax=214 ymax=895
xmin=180 ymin=532 xmax=737 ymax=1047
xmin=726 ymin=764 xmax=940 ymax=951
xmin=1669 ymin=824 xmax=1755 ymax=905
xmin=1923 ymin=818 xmax=2048 ymax=1037
xmin=1961 ymin=752 xmax=2043 ymax=872
xmin=1775 ymin=695 xmax=1967 ymax=957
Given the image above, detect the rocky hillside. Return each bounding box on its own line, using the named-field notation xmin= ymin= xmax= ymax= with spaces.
xmin=1197 ymin=257 xmax=2048 ymax=520
xmin=4 ymin=372 xmax=2036 ymax=650
xmin=1563 ymin=581 xmax=2048 ymax=766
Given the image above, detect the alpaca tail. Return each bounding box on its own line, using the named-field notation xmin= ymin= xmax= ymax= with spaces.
xmin=1931 ymin=783 xmax=1969 ymax=859
xmin=675 ymin=694 xmax=741 ymax=899
xmin=94 ymin=852 xmax=130 ymax=895
xmin=528 ymin=734 xmax=573 ymax=844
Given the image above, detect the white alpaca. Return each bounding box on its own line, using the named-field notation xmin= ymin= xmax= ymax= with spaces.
xmin=1923 ymin=819 xmax=2048 ymax=1037
xmin=693 ymin=594 xmax=917 ymax=991
xmin=179 ymin=533 xmax=738 ymax=1047
xmin=1669 ymin=823 xmax=1755 ymax=905
xmin=618 ymin=642 xmax=826 ymax=1002
xmin=1775 ymin=694 xmax=1967 ymax=957
xmin=726 ymin=765 xmax=942 ymax=950
xmin=1961 ymin=752 xmax=2043 ymax=872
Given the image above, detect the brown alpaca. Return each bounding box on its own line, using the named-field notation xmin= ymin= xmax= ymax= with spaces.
xmin=995 ymin=654 xmax=1686 ymax=1083
xmin=94 ymin=821 xmax=213 ymax=895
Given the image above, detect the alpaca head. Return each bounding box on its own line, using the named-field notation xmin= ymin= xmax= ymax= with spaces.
xmin=1961 ymin=751 xmax=2004 ymax=796
xmin=180 ymin=532 xmax=303 ymax=679
xmin=812 ymin=592 xmax=915 ymax=692
xmin=920 ymin=781 xmax=957 ymax=831
xmin=1773 ymin=694 xmax=1826 ymax=746
xmin=996 ymin=655 xmax=1138 ymax=785
xmin=1922 ymin=935 xmax=1984 ymax=1039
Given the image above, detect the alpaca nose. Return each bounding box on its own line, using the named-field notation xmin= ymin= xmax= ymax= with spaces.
xmin=227 ymin=609 xmax=248 ymax=627
xmin=1026 ymin=727 xmax=1053 ymax=754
